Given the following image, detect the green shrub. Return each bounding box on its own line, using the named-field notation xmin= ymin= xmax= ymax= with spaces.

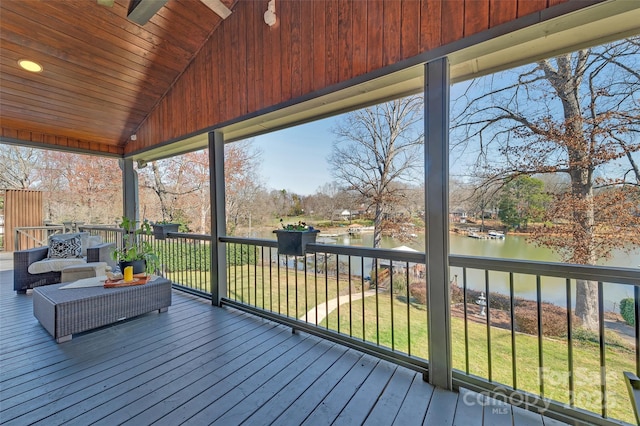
xmin=572 ymin=327 xmax=629 ymax=350
xmin=620 ymin=298 xmax=635 ymax=326
xmin=226 ymin=243 xmax=257 ymax=266
xmin=391 ymin=273 xmax=407 ymax=294
xmin=159 ymin=242 xmax=211 ymax=272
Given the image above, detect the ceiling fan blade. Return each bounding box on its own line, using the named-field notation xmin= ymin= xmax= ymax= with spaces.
xmin=96 ymin=0 xmax=114 ymax=7
xmin=128 ymin=0 xmax=169 ymax=25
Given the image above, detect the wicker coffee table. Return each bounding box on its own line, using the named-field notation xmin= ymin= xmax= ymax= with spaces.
xmin=33 ymin=277 xmax=172 ymax=343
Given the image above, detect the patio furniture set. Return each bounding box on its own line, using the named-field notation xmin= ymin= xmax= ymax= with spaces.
xmin=13 ymin=232 xmax=172 ymax=343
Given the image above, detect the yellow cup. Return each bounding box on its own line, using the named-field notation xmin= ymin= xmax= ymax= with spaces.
xmin=124 ymin=266 xmax=133 ymax=282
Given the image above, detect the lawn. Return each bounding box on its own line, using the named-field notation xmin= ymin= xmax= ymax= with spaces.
xmin=324 ymin=294 xmax=635 ymax=424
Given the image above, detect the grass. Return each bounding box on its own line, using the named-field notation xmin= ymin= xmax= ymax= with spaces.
xmin=325 ymin=295 xmax=635 ymax=424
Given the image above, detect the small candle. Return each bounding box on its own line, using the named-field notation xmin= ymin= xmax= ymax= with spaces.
xmin=124 ymin=266 xmax=133 ymax=282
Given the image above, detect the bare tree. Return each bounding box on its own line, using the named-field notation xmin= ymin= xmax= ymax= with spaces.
xmin=451 ymin=38 xmax=640 ymax=329
xmin=0 ymin=145 xmax=41 ymax=189
xmin=329 ymin=96 xmax=424 ymax=247
xmin=225 ymin=141 xmax=263 ymax=235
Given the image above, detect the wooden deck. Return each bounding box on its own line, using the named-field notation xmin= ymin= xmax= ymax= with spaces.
xmin=0 ymin=260 xmax=567 ymax=425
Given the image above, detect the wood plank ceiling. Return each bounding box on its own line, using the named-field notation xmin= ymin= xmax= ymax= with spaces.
xmin=0 ymin=0 xmax=235 ymax=154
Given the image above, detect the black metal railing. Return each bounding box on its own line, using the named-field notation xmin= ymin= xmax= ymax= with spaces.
xmin=449 ymin=255 xmax=639 ymax=426
xmin=22 ymin=225 xmax=635 ymax=425
xmin=151 ymin=232 xmax=211 ymax=297
xmin=218 ymin=236 xmax=639 ymax=426
xmin=81 ymin=226 xmax=212 ymax=297
xmin=220 ymin=236 xmax=430 ymax=374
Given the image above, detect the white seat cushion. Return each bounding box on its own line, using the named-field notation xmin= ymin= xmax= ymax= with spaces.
xmin=28 ymin=258 xmax=86 ymax=274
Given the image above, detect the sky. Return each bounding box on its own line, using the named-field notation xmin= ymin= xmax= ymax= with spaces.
xmin=250 ymin=117 xmax=338 ymax=195
xmin=247 ymin=83 xmax=472 ymax=196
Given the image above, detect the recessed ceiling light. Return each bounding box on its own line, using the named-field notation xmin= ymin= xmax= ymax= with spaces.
xmin=18 ymin=59 xmax=43 ymax=73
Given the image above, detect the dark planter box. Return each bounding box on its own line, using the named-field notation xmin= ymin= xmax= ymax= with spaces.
xmin=273 ymin=229 xmax=320 ymax=256
xmin=153 ymin=223 xmax=179 ymax=240
xmin=119 ymin=259 xmax=146 ymax=274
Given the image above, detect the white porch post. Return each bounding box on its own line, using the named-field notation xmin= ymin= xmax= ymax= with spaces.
xmin=120 ymin=158 xmax=139 ymax=222
xmin=209 ymin=131 xmax=227 ymax=306
xmin=424 ymin=57 xmax=452 ymax=390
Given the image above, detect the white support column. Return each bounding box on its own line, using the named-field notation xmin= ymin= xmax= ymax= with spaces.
xmin=424 ymin=57 xmax=452 ymax=390
xmin=209 ymin=131 xmax=227 ymax=306
xmin=120 ymin=158 xmax=138 ymax=222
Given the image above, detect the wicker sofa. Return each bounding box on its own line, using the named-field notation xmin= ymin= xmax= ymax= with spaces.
xmin=13 ymin=237 xmax=115 ymax=294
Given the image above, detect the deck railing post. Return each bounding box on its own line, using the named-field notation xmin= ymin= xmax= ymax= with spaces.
xmin=424 ymin=57 xmax=452 ymax=390
xmin=209 ymin=130 xmax=227 ymax=306
xmin=120 ymin=158 xmax=139 ymax=223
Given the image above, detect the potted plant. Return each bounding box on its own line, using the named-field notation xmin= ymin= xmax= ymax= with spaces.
xmin=273 ymin=220 xmax=320 ymax=256
xmin=112 ymin=216 xmax=160 ymax=274
xmin=152 ymin=220 xmax=179 ymax=240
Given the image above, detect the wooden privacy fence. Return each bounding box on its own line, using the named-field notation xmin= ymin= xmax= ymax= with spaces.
xmin=3 ymin=189 xmax=43 ymax=252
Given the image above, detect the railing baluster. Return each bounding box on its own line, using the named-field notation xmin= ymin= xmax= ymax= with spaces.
xmin=295 ymin=255 xmax=300 ymax=319
xmin=406 ymin=261 xmax=411 ymax=356
xmin=254 ymin=245 xmax=258 ymax=308
xmin=598 ymin=281 xmax=606 ymax=418
xmin=485 ymin=269 xmax=492 ymax=382
xmin=390 ymin=263 xmax=395 ymax=351
xmin=361 ymin=256 xmax=366 ymax=341
xmin=537 ymin=275 xmax=544 ymax=398
xmin=227 ymin=242 xmax=231 ymax=299
xmin=375 ymin=261 xmax=380 ymax=345
xmin=335 ymin=254 xmax=340 ymax=334
xmin=348 ymin=256 xmax=353 ymax=338
xmin=324 ymin=253 xmax=329 ymax=329
xmin=277 ymin=254 xmax=282 ymax=315
xmin=286 ymin=255 xmax=290 ymax=317
xmin=636 ymin=285 xmax=639 ymax=378
xmin=314 ymin=253 xmax=319 ymax=325
xmin=463 ymin=267 xmax=469 ymax=375
xmin=304 ymin=253 xmax=308 ymax=323
xmin=269 ymin=247 xmax=273 ymax=312
xmin=509 ymin=272 xmax=517 ymax=390
xmin=240 ymin=243 xmax=245 ymax=303
xmin=566 ymin=278 xmax=574 ymax=407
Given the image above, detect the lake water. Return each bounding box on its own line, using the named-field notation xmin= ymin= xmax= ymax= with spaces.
xmin=324 ymin=231 xmax=639 ymax=311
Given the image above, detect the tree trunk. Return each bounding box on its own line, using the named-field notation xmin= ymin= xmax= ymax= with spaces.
xmin=543 ymin=53 xmax=599 ymax=330
xmin=151 ymin=162 xmax=172 ymax=220
xmin=575 ymin=279 xmax=599 ymax=330
xmin=571 ymin=173 xmax=598 ymax=329
xmin=373 ymin=203 xmax=384 ymax=248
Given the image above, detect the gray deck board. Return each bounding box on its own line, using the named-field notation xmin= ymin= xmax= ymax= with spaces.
xmin=483 ymin=395 xmax=513 ymax=426
xmin=424 ymin=386 xmax=460 ymax=425
xmin=392 ymin=373 xmax=435 ymax=425
xmin=0 ymin=264 xmax=567 ymax=426
xmin=453 ymin=388 xmax=484 ymax=426
xmin=334 ymin=359 xmax=397 ymax=425
xmin=363 ymin=366 xmax=416 ymax=425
